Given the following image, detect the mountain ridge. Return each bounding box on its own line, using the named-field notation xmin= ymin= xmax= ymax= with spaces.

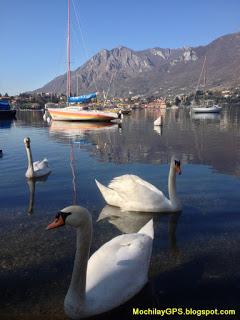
xmin=34 ymin=32 xmax=240 ymax=97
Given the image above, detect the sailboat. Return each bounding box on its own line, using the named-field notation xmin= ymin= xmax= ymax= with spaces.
xmin=191 ymin=56 xmax=222 ymax=114
xmin=47 ymin=0 xmax=117 ymax=122
xmin=0 ymin=99 xmax=16 ymax=119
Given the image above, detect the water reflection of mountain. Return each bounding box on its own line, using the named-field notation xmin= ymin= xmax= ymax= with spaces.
xmin=86 ymin=107 xmax=240 ymax=177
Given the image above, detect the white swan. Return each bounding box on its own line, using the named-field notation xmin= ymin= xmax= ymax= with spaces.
xmin=24 ymin=137 xmax=51 ymax=179
xmin=47 ymin=205 xmax=153 ymax=319
xmin=111 ymin=111 xmax=123 ymax=124
xmin=154 ymin=115 xmax=163 ymax=126
xmin=96 ymin=156 xmax=182 ymax=212
xmin=43 ymin=111 xmax=47 ymax=121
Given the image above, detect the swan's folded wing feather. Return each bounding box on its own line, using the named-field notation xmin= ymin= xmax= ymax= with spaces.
xmin=33 ymin=158 xmax=49 ymax=171
xmin=86 ymin=233 xmax=152 ymax=311
xmin=108 ymin=174 xmax=166 ymax=210
xmin=109 ymin=174 xmax=163 ymax=195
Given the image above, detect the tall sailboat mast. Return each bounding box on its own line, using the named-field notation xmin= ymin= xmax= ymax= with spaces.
xmin=46 ymin=1 xmax=117 ymax=121
xmin=67 ymin=0 xmax=71 ymax=102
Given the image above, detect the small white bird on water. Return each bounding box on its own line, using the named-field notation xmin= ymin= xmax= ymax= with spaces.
xmin=24 ymin=137 xmax=51 ymax=179
xmin=46 ymin=205 xmax=154 ymax=319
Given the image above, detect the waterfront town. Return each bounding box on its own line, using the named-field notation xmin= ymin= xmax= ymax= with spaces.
xmin=1 ymin=87 xmax=239 ymax=111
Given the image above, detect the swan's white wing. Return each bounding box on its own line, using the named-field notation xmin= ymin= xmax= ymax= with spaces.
xmin=32 ymin=158 xmax=51 ymax=177
xmin=85 ymin=225 xmax=153 ymax=315
xmin=33 ymin=158 xmax=49 ymax=171
xmin=108 ymin=174 xmax=168 ymax=211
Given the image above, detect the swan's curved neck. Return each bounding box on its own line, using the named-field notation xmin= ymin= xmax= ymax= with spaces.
xmin=64 ymin=217 xmax=92 ymax=317
xmin=26 ymin=146 xmax=34 ymax=177
xmin=168 ymin=163 xmax=180 ymax=210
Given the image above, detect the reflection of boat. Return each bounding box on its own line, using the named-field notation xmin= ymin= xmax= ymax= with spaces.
xmin=48 ymin=1 xmax=117 ymax=122
xmin=49 ymin=121 xmax=117 ymax=139
xmin=191 ymin=112 xmax=221 ymax=120
xmin=0 ymin=100 xmax=16 ymax=119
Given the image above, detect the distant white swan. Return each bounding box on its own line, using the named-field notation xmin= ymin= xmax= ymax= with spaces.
xmin=111 ymin=111 xmax=123 ymax=124
xmin=24 ymin=137 xmax=51 ymax=179
xmin=154 ymin=115 xmax=163 ymax=126
xmin=47 ymin=205 xmax=153 ymax=318
xmin=96 ymin=156 xmax=182 ymax=212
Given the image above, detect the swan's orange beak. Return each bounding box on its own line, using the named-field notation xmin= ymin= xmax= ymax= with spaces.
xmin=175 ymin=164 xmax=182 ymax=175
xmin=46 ymin=215 xmax=65 ymax=230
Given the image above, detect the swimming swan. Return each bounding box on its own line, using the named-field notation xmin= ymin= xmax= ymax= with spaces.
xmin=47 ymin=205 xmax=153 ymax=319
xmin=154 ymin=115 xmax=163 ymax=126
xmin=96 ymin=157 xmax=182 ymax=212
xmin=24 ymin=137 xmax=51 ymax=179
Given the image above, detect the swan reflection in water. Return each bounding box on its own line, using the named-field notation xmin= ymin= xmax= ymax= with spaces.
xmin=26 ymin=175 xmax=50 ymax=214
xmin=153 ymin=125 xmax=163 ymax=136
xmin=98 ymin=205 xmax=181 ymax=254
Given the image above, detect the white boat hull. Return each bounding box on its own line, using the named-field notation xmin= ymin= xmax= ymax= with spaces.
xmin=48 ymin=107 xmax=117 ymax=122
xmin=191 ymin=105 xmax=222 ymax=113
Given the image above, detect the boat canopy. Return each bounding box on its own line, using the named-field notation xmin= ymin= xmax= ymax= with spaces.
xmin=0 ymin=100 xmax=10 ymax=110
xmin=68 ymin=93 xmax=97 ymax=103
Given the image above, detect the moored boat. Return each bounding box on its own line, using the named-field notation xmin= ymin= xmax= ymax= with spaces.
xmin=0 ymin=100 xmax=16 ymax=119
xmin=48 ymin=106 xmax=117 ymax=121
xmin=191 ymin=57 xmax=222 ymax=114
xmin=47 ymin=1 xmax=117 ymax=122
xmin=191 ymin=105 xmax=222 ymax=113
xmin=191 ymin=100 xmax=222 ymax=113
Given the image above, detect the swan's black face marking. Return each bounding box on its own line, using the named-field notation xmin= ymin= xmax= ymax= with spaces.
xmin=46 ymin=211 xmax=72 ymax=230
xmin=174 ymin=160 xmax=182 ymax=175
xmin=58 ymin=211 xmax=72 ymax=223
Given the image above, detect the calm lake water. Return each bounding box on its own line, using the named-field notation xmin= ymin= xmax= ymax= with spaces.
xmin=0 ymin=107 xmax=240 ymax=319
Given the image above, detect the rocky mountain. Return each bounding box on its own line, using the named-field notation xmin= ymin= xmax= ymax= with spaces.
xmin=35 ymin=32 xmax=240 ymax=97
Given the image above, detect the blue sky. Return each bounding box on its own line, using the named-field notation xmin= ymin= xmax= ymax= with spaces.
xmin=1 ymin=0 xmax=240 ymax=95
